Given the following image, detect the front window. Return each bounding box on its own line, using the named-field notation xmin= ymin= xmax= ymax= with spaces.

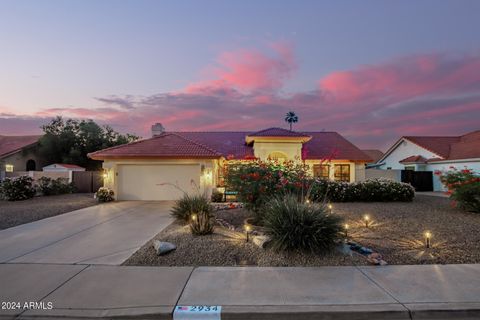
xmin=313 ymin=164 xmax=329 ymax=179
xmin=5 ymin=164 xmax=14 ymax=172
xmin=334 ymin=164 xmax=350 ymax=182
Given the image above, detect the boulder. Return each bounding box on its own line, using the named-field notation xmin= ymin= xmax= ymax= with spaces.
xmin=252 ymin=235 xmax=270 ymax=249
xmin=153 ymin=240 xmax=176 ymax=256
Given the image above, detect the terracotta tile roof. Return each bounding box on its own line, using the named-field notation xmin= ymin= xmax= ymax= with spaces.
xmin=88 ymin=133 xmax=222 ymax=159
xmin=248 ymin=127 xmax=311 ymax=137
xmin=361 ymin=149 xmax=384 ymax=163
xmin=404 ymin=130 xmax=480 ymax=161
xmin=399 ymin=155 xmax=428 ymax=164
xmin=89 ymin=129 xmax=370 ymax=161
xmin=404 ymin=136 xmax=460 ymax=158
xmin=0 ymin=135 xmax=41 ymax=158
xmin=173 ymin=132 xmax=254 ymax=159
xmin=302 ymin=132 xmax=372 ymax=161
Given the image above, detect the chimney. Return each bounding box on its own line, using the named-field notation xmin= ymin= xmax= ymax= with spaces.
xmin=151 ymin=123 xmax=165 ymax=137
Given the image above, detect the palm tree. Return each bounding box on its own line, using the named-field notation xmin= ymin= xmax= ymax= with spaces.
xmin=284 ymin=111 xmax=298 ymax=131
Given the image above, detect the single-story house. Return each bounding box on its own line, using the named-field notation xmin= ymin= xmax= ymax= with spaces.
xmin=361 ymin=149 xmax=384 ymax=168
xmin=376 ymin=130 xmax=480 ymax=191
xmin=88 ymin=124 xmax=372 ymax=201
xmin=43 ymin=163 xmax=86 ymax=172
xmin=0 ymin=135 xmax=45 ymax=179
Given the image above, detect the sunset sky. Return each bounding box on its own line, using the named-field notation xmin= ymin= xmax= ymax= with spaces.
xmin=1 ymin=0 xmax=480 ymax=150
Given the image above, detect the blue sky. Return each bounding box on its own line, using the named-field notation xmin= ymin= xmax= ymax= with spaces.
xmin=1 ymin=0 xmax=480 ymax=149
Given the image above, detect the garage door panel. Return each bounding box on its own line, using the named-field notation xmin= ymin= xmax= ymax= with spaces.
xmin=117 ymin=164 xmax=200 ymax=200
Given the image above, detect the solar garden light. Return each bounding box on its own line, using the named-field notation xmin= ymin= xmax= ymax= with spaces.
xmin=363 ymin=214 xmax=370 ymax=228
xmin=424 ymin=231 xmax=432 ymax=248
xmin=244 ymin=224 xmax=252 ymax=242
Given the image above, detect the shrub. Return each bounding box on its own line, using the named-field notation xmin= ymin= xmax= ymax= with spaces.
xmin=170 ymin=194 xmax=212 ymax=223
xmin=95 ymin=187 xmax=115 ymax=202
xmin=189 ymin=210 xmax=215 ymax=235
xmin=262 ymin=195 xmax=343 ymax=252
xmin=224 ymin=159 xmax=311 ymax=220
xmin=211 ymin=190 xmax=224 ymax=202
xmin=438 ymin=168 xmax=480 ymax=213
xmin=0 ymin=176 xmax=36 ymax=201
xmin=37 ymin=177 xmax=76 ymax=196
xmin=309 ymin=178 xmax=415 ymax=202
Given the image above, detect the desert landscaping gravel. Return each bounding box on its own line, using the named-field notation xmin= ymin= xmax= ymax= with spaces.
xmin=125 ymin=194 xmax=480 ymax=266
xmin=0 ymin=193 xmax=97 ymax=230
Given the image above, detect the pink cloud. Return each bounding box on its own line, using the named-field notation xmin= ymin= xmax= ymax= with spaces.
xmin=186 ymin=42 xmax=296 ymax=93
xmin=1 ymin=48 xmax=480 ymax=150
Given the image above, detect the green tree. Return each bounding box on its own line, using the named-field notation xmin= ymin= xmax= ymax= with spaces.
xmin=284 ymin=111 xmax=298 ymax=131
xmin=38 ymin=117 xmax=139 ymax=170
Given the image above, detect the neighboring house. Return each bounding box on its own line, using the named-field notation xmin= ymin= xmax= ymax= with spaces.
xmin=377 ymin=130 xmax=480 ymax=191
xmin=43 ymin=163 xmax=86 ymax=172
xmin=88 ymin=124 xmax=372 ymax=201
xmin=0 ymin=135 xmax=45 ymax=179
xmin=361 ymin=149 xmax=384 ymax=168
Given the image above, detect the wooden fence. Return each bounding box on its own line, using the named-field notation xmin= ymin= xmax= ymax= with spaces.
xmin=72 ymin=171 xmax=103 ymax=193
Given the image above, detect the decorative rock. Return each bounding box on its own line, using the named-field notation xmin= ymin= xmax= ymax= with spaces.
xmin=153 ymin=240 xmax=176 ymax=256
xmin=367 ymin=252 xmax=388 ymax=265
xmin=252 ymin=235 xmax=270 ymax=249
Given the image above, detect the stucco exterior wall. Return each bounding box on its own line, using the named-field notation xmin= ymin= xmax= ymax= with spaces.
xmin=0 ymin=146 xmax=47 ymax=173
xmin=365 ymin=168 xmax=401 ymax=181
xmin=379 ymin=139 xmax=439 ymax=170
xmin=253 ymin=141 xmax=302 ymax=161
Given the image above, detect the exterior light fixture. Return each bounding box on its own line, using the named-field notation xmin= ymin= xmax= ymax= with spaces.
xmin=191 ymin=214 xmax=197 ymax=222
xmin=328 ymin=204 xmax=333 ymax=214
xmin=245 ymin=224 xmax=252 ymax=242
xmin=102 ymin=172 xmax=108 ymax=179
xmin=364 ymin=214 xmax=370 ymax=228
xmin=5 ymin=164 xmax=14 ymax=172
xmin=344 ymin=223 xmax=349 ymax=239
xmin=424 ymin=231 xmax=432 ymax=248
xmin=305 ymin=199 xmax=310 ymax=204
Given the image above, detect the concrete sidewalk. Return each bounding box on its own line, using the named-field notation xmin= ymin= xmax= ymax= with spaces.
xmin=1 ymin=264 xmax=480 ymax=319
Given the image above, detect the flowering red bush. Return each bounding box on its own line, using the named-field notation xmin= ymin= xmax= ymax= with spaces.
xmin=224 ymin=159 xmax=311 ymax=221
xmin=438 ymin=167 xmax=480 ymax=213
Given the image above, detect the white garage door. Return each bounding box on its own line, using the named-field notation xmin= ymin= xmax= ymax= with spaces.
xmin=117 ymin=164 xmax=200 ymax=200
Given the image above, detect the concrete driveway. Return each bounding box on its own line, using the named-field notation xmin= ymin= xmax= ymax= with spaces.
xmin=0 ymin=201 xmax=173 ymax=265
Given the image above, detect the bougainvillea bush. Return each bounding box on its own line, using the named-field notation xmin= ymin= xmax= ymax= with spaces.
xmin=0 ymin=176 xmax=37 ymax=201
xmin=437 ymin=168 xmax=480 ymax=213
xmin=310 ymin=178 xmax=415 ymax=202
xmin=224 ymin=159 xmax=311 ymax=221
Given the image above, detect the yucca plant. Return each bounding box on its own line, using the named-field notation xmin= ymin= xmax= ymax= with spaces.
xmin=189 ymin=210 xmax=215 ymax=235
xmin=170 ymin=194 xmax=212 ymax=223
xmin=263 ymin=195 xmax=343 ymax=252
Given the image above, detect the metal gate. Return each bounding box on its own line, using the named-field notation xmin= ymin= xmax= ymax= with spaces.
xmin=401 ymin=170 xmax=433 ymax=191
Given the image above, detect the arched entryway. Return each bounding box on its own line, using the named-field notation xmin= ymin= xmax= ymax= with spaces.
xmin=26 ymin=159 xmax=36 ymax=171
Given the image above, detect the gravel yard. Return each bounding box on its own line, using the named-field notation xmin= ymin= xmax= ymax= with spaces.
xmin=124 ymin=195 xmax=480 ymax=267
xmin=0 ymin=193 xmax=97 ymax=230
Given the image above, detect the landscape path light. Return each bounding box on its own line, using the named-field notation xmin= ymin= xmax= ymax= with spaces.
xmin=424 ymin=231 xmax=432 ymax=248
xmin=245 ymin=224 xmax=252 ymax=242
xmin=363 ymin=214 xmax=370 ymax=228
xmin=344 ymin=223 xmax=349 ymax=239
xmin=328 ymin=203 xmax=333 ymax=214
